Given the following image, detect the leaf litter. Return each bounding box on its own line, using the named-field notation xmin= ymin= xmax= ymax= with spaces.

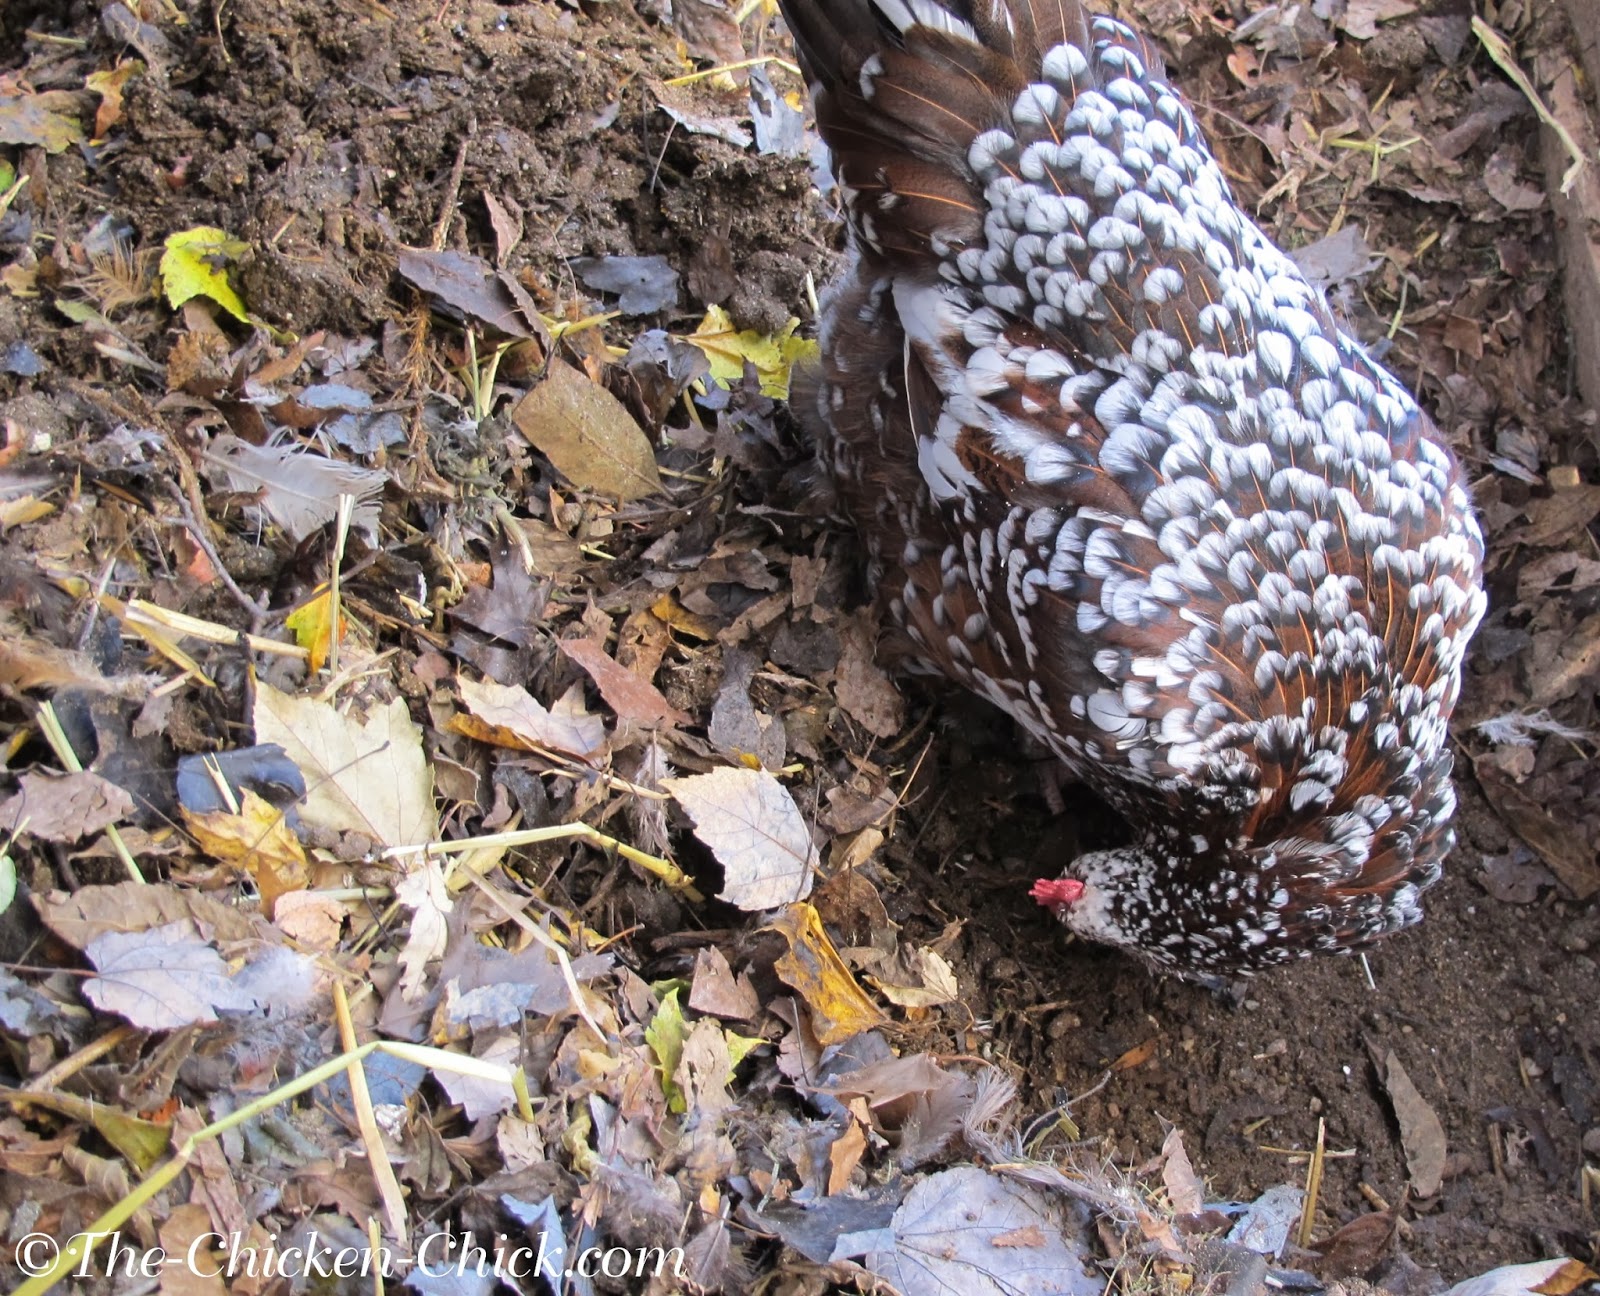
xmin=0 ymin=0 xmax=1596 ymax=1289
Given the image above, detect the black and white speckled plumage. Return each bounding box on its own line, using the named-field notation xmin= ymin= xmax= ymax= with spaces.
xmin=780 ymin=0 xmax=1487 ymax=974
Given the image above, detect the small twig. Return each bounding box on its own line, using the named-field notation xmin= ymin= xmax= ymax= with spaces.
xmin=1297 ymin=1117 xmax=1327 ymax=1249
xmin=0 ymin=172 xmax=30 ymax=219
xmin=1472 ymin=17 xmax=1585 ymax=194
xmin=662 ymin=55 xmax=801 ymax=85
xmin=1021 ymin=1069 xmax=1114 ymax=1148
xmin=162 ymin=478 xmax=267 ymax=623
xmin=121 ymin=598 xmax=308 ymax=662
xmin=73 ymin=553 xmax=120 ymax=652
xmin=648 ymin=118 xmax=679 ymax=194
xmin=1259 ymin=1143 xmax=1356 ymax=1159
xmin=431 ymin=124 xmax=474 ymax=252
xmin=213 ymin=0 xmax=232 ymax=63
xmin=380 ymin=822 xmax=702 ymax=901
xmin=332 ymin=982 xmax=407 ymax=1239
xmin=25 ymin=1025 xmax=137 ymax=1094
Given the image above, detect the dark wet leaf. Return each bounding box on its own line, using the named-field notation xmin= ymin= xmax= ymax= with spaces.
xmin=1483 ymin=148 xmax=1545 ymax=212
xmin=1291 ymin=225 xmax=1381 ymax=291
xmin=451 ymin=538 xmax=550 ymax=650
xmin=1477 ymin=846 xmax=1557 ymax=904
xmin=1509 ymin=485 xmax=1600 ymax=548
xmin=709 ymin=646 xmax=786 ymax=769
xmin=101 ymin=2 xmax=172 ymax=68
xmin=174 ymin=744 xmax=306 ymax=815
xmin=1476 ymin=765 xmax=1600 ymax=899
xmin=571 ymin=255 xmax=679 ymax=315
xmin=0 ymin=90 xmax=85 ymax=153
xmin=622 ymin=328 xmax=711 ymax=424
xmin=2 ymin=341 xmax=42 ymax=376
xmin=751 ymin=1183 xmax=904 ymax=1263
xmin=396 ymin=246 xmax=542 ymax=339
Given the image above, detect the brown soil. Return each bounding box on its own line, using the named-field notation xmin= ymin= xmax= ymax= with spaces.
xmin=3 ymin=0 xmax=1597 ymax=1284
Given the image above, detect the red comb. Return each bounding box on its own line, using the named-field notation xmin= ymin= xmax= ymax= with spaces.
xmin=1030 ymin=877 xmax=1085 ymax=907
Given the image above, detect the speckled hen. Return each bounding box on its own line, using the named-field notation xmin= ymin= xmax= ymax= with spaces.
xmin=779 ymin=0 xmax=1487 ymax=973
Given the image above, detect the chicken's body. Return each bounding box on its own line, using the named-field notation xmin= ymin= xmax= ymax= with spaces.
xmin=781 ymin=0 xmax=1487 ymax=973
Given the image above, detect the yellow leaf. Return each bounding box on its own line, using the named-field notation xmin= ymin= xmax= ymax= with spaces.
xmin=285 ymin=586 xmax=343 ymax=673
xmin=0 ymin=496 xmax=54 ymax=530
xmin=645 ymin=984 xmax=691 ymax=1112
xmin=769 ymin=902 xmax=888 ymax=1044
xmin=181 ymin=789 xmax=308 ymax=913
xmin=159 ymin=226 xmax=251 ymax=323
xmin=650 ymin=593 xmax=718 ymax=640
xmin=86 ymin=60 xmax=142 ymax=138
xmin=685 ymin=305 xmax=817 ymax=400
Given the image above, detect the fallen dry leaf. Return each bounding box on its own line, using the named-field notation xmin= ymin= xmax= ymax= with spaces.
xmin=0 ymin=770 xmax=134 ymax=843
xmin=769 ymin=902 xmax=889 ymax=1044
xmin=395 ymin=859 xmax=452 ymax=1001
xmin=688 ymin=944 xmax=761 ymax=1021
xmin=271 ymin=890 xmax=348 ymax=951
xmin=455 ymin=675 xmax=608 ymax=760
xmin=512 ymin=359 xmax=663 ymax=501
xmin=83 ymin=921 xmax=259 ymax=1030
xmin=35 ymin=880 xmax=262 ymax=949
xmin=1161 ymin=1127 xmax=1204 ymax=1216
xmin=864 ymin=1165 xmax=1099 ymax=1295
xmin=827 ymin=1117 xmax=867 ymax=1195
xmin=870 ymin=945 xmax=960 ymax=1010
xmin=560 ymin=634 xmax=689 ymax=730
xmin=181 ymin=789 xmax=309 ymax=913
xmin=665 ymin=766 xmax=817 ymax=909
xmin=254 ymin=682 xmax=438 ymax=848
xmin=1379 ymin=1049 xmax=1447 ymax=1198
xmin=834 ymin=611 xmax=904 ymax=739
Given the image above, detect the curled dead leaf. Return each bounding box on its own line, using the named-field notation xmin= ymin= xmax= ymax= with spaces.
xmin=769 ymin=902 xmax=888 ymax=1045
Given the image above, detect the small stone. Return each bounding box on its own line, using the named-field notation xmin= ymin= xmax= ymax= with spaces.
xmin=1557 ymin=919 xmax=1598 ymax=954
xmin=1583 ymin=1127 xmax=1600 ymax=1159
xmin=1243 ymin=999 xmax=1260 ymax=1011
